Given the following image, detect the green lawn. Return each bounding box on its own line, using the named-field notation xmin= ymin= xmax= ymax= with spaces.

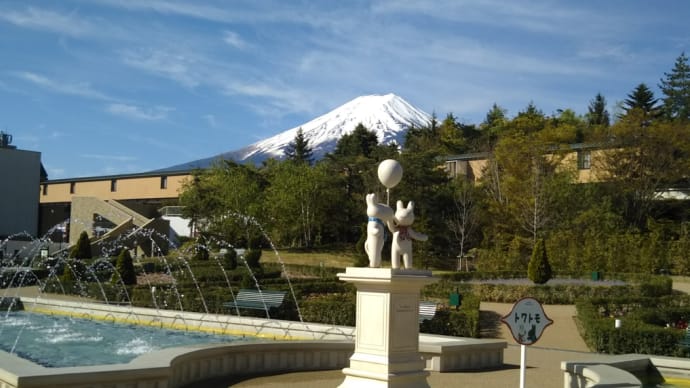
xmin=260 ymin=249 xmax=357 ymax=268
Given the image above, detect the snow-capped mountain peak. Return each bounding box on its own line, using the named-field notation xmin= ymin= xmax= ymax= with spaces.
xmin=238 ymin=93 xmax=430 ymax=163
xmin=158 ymin=93 xmax=431 ymax=171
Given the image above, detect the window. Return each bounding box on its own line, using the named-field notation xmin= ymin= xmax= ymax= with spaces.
xmin=70 ymin=182 xmax=76 ymax=194
xmin=577 ymin=150 xmax=591 ymax=170
xmin=110 ymin=179 xmax=117 ymax=192
xmin=160 ymin=176 xmax=168 ymax=189
xmin=445 ymin=161 xmax=457 ymax=177
xmin=42 ymin=184 xmax=47 ymax=195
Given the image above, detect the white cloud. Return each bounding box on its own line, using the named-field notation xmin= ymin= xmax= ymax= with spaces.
xmin=577 ymin=44 xmax=635 ymax=61
xmin=106 ymin=103 xmax=173 ymax=121
xmin=91 ymin=0 xmax=240 ymax=23
xmin=223 ymin=31 xmax=247 ymax=49
xmin=121 ymin=48 xmax=203 ymax=88
xmin=0 ymin=6 xmax=93 ymax=36
xmin=16 ymin=71 xmax=112 ymax=100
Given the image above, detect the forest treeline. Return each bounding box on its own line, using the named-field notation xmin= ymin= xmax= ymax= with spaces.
xmin=180 ymin=53 xmax=690 ymax=275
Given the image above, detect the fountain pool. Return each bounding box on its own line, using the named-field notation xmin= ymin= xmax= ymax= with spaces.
xmin=0 ymin=310 xmax=248 ymax=367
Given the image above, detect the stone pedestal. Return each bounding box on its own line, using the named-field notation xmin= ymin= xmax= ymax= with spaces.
xmin=337 ymin=267 xmax=438 ymax=388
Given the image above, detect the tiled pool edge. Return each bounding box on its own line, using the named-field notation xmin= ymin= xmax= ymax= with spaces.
xmin=561 ymin=354 xmax=690 ymax=387
xmin=1 ymin=341 xmax=354 ymax=388
xmin=0 ymin=297 xmax=508 ymax=388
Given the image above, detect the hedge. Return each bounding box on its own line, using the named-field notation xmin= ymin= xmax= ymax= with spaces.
xmin=420 ymin=293 xmax=481 ymax=338
xmin=576 ymin=296 xmax=689 ymax=356
xmin=424 ymin=276 xmax=673 ymax=304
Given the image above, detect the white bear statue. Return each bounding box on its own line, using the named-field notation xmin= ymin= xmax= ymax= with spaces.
xmin=364 ymin=193 xmax=394 ymax=268
xmin=389 ymin=200 xmax=428 ymax=269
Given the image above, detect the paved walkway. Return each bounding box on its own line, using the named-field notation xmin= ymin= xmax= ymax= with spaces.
xmin=204 ymin=278 xmax=690 ymax=387
xmin=201 ymin=303 xmax=590 ymax=388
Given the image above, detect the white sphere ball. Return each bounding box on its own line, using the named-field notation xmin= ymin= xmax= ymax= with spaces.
xmin=378 ymin=159 xmax=403 ymax=189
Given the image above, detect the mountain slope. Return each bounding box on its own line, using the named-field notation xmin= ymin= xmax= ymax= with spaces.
xmin=159 ymin=93 xmax=430 ymax=171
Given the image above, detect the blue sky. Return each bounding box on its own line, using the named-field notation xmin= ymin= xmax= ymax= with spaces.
xmin=1 ymin=1 xmax=688 ymax=179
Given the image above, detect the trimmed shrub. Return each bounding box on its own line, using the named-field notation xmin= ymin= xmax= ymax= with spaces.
xmin=70 ymin=231 xmax=92 ymax=259
xmin=301 ymin=293 xmax=356 ymax=326
xmin=224 ymin=249 xmax=238 ymax=270
xmin=420 ymin=294 xmax=481 ymax=338
xmin=114 ymin=249 xmax=137 ymax=285
xmin=193 ymin=244 xmax=209 ymax=261
xmin=244 ymin=249 xmax=262 ymax=269
xmin=528 ymin=239 xmax=552 ymax=285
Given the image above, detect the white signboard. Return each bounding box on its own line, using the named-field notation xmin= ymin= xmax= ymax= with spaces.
xmin=501 ymin=297 xmax=553 ymax=345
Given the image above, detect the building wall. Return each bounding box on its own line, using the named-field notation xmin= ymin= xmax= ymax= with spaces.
xmin=444 ymin=158 xmax=489 ymax=182
xmin=445 ymin=147 xmax=605 ymax=184
xmin=40 ymin=173 xmax=191 ymax=204
xmin=559 ymin=148 xmax=608 ymax=183
xmin=0 ymin=148 xmax=41 ymax=237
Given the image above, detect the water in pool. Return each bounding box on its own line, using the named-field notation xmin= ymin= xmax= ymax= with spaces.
xmin=0 ymin=311 xmax=247 ymax=367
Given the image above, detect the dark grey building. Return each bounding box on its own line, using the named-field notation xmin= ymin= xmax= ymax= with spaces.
xmin=0 ymin=132 xmax=44 ymax=239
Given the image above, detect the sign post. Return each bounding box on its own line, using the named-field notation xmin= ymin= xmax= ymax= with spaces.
xmin=501 ymin=297 xmax=553 ymax=388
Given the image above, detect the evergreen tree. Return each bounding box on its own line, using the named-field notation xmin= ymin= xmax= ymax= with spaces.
xmin=509 ymin=102 xmax=546 ymax=134
xmin=332 ymin=123 xmax=380 ymax=158
xmin=659 ymin=52 xmax=690 ymax=122
xmin=114 ymin=249 xmax=137 ymax=285
xmin=621 ymin=83 xmax=660 ymax=121
xmin=405 ymin=114 xmax=440 ymax=153
xmin=479 ymin=103 xmax=508 ymax=150
xmin=69 ymin=231 xmax=92 ymax=259
xmin=284 ymin=128 xmax=314 ymax=165
xmin=438 ymin=113 xmax=466 ymax=154
xmin=483 ymin=103 xmax=508 ymax=128
xmin=586 ymin=93 xmax=610 ymax=128
xmin=528 ymin=238 xmax=552 ymax=284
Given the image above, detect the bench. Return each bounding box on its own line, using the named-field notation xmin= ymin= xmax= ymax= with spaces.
xmin=419 ymin=301 xmax=438 ymax=323
xmin=223 ymin=289 xmax=287 ymax=314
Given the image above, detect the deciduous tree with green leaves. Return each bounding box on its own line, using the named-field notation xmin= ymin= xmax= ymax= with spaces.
xmin=264 ymin=160 xmax=342 ymax=248
xmin=598 ymin=113 xmax=690 ymax=229
xmin=179 ymin=161 xmax=266 ymax=247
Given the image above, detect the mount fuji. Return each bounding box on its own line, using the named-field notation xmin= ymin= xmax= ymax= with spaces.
xmin=159 ymin=93 xmax=431 ymax=171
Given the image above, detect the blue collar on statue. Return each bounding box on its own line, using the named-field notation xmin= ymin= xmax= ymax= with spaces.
xmin=368 ymin=217 xmax=385 ymax=227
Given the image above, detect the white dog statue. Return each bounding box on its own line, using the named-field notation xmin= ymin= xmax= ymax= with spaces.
xmin=389 ymin=200 xmax=427 ymax=269
xmin=364 ymin=193 xmax=394 ymax=268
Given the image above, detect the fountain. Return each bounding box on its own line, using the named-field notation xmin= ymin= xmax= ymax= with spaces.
xmin=0 ymin=160 xmax=511 ymax=388
xmin=0 ymin=223 xmax=358 ymax=387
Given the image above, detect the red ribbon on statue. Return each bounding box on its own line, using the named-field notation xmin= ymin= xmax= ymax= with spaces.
xmin=398 ymin=225 xmax=410 ymax=241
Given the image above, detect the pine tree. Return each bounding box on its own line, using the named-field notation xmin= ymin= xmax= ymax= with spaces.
xmin=480 ymin=103 xmax=508 ymax=150
xmin=528 ymin=239 xmax=552 ymax=285
xmin=659 ymin=52 xmax=690 ymax=122
xmin=621 ymin=83 xmax=660 ymax=120
xmin=332 ymin=123 xmax=380 ymax=158
xmin=114 ymin=249 xmax=137 ymax=285
xmin=69 ymin=231 xmax=92 ymax=259
xmin=586 ymin=93 xmax=610 ymax=127
xmin=284 ymin=128 xmax=314 ymax=165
